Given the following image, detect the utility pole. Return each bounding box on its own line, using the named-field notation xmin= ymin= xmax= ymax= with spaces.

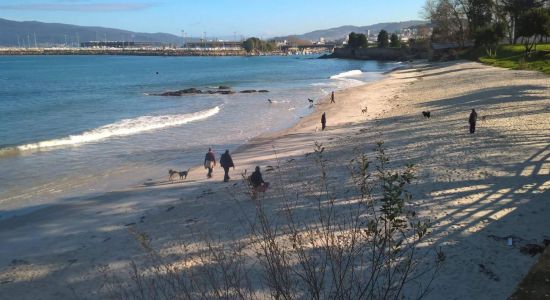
xmin=34 ymin=32 xmax=37 ymax=48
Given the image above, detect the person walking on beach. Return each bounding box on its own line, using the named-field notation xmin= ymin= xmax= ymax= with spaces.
xmin=331 ymin=91 xmax=335 ymax=103
xmin=469 ymin=109 xmax=478 ymax=134
xmin=321 ymin=112 xmax=327 ymax=131
xmin=250 ymin=166 xmax=269 ymax=199
xmin=204 ymin=148 xmax=216 ymax=178
xmin=220 ymin=150 xmax=235 ymax=182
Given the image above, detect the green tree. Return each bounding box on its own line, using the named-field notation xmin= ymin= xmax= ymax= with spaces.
xmin=242 ymin=37 xmax=261 ymax=52
xmin=517 ymin=7 xmax=550 ymax=53
xmin=475 ymin=22 xmax=506 ymax=57
xmin=357 ymin=33 xmax=368 ymax=48
xmin=390 ymin=33 xmax=401 ymax=47
xmin=377 ymin=30 xmax=389 ymax=47
xmin=501 ymin=0 xmax=544 ymax=44
xmin=347 ymin=32 xmax=368 ymax=49
xmin=242 ymin=37 xmax=277 ymax=53
xmin=347 ymin=32 xmax=358 ymax=48
xmin=464 ymin=0 xmax=494 ymax=37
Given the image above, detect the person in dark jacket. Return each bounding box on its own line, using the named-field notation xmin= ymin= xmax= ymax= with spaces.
xmin=220 ymin=150 xmax=235 ymax=182
xmin=250 ymin=166 xmax=269 ymax=199
xmin=204 ymin=148 xmax=216 ymax=178
xmin=469 ymin=109 xmax=478 ymax=134
xmin=331 ymin=91 xmax=335 ymax=103
xmin=321 ymin=112 xmax=326 ymax=131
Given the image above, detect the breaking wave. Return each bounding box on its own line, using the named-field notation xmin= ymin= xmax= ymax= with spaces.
xmin=329 ymin=70 xmax=363 ymax=79
xmin=3 ymin=106 xmax=220 ymax=154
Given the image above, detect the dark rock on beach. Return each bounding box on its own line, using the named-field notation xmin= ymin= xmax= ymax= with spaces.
xmin=218 ymin=85 xmax=231 ymax=90
xmin=258 ymin=90 xmax=269 ymax=93
xmin=240 ymin=90 xmax=257 ymax=93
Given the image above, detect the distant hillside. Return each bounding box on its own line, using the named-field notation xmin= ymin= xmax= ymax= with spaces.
xmin=279 ymin=21 xmax=429 ymax=42
xmin=0 ymin=18 xmax=182 ymax=47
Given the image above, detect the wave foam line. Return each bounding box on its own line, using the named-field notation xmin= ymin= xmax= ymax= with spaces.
xmin=330 ymin=70 xmax=363 ymax=79
xmin=14 ymin=106 xmax=221 ymax=152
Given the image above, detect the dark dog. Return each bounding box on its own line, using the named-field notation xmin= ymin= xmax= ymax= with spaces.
xmin=169 ymin=169 xmax=178 ymax=181
xmin=422 ymin=111 xmax=431 ymax=118
xmin=178 ymin=168 xmax=190 ymax=180
xmin=308 ymin=98 xmax=314 ymax=104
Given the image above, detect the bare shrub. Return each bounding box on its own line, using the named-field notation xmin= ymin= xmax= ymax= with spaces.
xmin=103 ymin=141 xmax=442 ymax=299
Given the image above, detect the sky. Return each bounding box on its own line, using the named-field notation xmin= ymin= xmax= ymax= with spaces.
xmin=0 ymin=0 xmax=427 ymax=38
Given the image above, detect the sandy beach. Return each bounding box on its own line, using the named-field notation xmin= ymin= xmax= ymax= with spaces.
xmin=1 ymin=60 xmax=549 ymax=299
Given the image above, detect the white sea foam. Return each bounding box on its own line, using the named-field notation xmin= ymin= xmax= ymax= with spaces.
xmin=329 ymin=70 xmax=363 ymax=79
xmin=13 ymin=106 xmax=221 ymax=152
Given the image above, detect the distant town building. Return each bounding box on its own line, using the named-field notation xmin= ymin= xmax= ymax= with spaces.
xmin=184 ymin=40 xmax=242 ymax=50
xmin=80 ymin=41 xmax=167 ymax=48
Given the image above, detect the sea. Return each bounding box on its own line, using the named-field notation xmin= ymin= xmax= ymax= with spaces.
xmin=0 ymin=55 xmax=398 ymax=218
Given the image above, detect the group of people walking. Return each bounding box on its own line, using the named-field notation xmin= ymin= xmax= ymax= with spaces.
xmin=204 ymin=148 xmax=235 ymax=182
xmin=203 ymin=148 xmax=268 ymax=197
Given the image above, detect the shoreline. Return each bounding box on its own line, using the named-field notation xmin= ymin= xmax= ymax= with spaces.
xmin=0 ymin=63 xmax=393 ymax=220
xmin=1 ymin=60 xmax=549 ymax=299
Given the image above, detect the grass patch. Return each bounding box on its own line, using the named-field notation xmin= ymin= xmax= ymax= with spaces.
xmin=476 ymin=44 xmax=550 ymax=75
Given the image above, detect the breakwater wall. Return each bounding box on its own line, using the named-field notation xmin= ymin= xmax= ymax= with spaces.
xmin=325 ymin=47 xmax=429 ymax=61
xmin=0 ymin=48 xmax=249 ymax=56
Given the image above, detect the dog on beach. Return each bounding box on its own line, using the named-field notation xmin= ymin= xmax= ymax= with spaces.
xmin=169 ymin=168 xmax=190 ymax=182
xmin=169 ymin=169 xmax=178 ymax=181
xmin=178 ymin=168 xmax=190 ymax=180
xmin=361 ymin=106 xmax=368 ymax=114
xmin=308 ymin=98 xmax=314 ymax=104
xmin=422 ymin=111 xmax=431 ymax=119
xmin=268 ymin=99 xmax=273 ymax=103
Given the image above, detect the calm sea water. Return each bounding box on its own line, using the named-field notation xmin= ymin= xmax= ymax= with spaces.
xmin=0 ymin=55 xmax=397 ymax=217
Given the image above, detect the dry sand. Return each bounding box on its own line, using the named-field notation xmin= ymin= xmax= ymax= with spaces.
xmin=0 ymin=60 xmax=549 ymax=299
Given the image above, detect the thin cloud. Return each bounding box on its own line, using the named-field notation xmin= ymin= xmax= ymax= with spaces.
xmin=0 ymin=2 xmax=156 ymax=12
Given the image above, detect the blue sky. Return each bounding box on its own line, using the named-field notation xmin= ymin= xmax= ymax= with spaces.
xmin=1 ymin=0 xmax=427 ymax=38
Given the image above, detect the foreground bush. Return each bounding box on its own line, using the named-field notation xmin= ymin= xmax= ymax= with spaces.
xmin=102 ymin=142 xmax=443 ymax=299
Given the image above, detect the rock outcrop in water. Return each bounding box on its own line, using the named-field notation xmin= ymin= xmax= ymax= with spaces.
xmin=155 ymin=87 xmax=268 ymax=96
